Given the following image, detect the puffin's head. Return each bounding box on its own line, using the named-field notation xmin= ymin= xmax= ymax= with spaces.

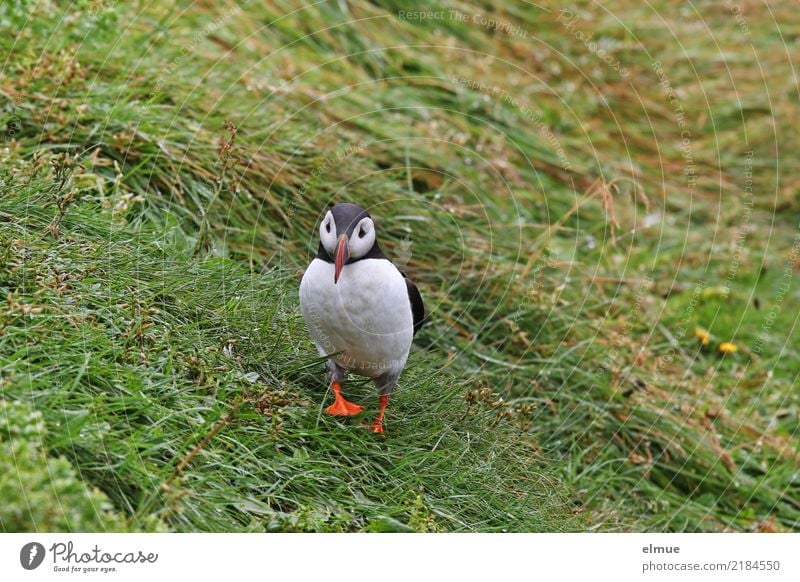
xmin=319 ymin=203 xmax=377 ymax=284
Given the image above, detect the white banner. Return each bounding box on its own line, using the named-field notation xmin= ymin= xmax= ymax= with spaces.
xmin=1 ymin=533 xmax=797 ymax=581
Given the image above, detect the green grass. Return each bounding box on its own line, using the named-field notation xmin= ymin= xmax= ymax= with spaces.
xmin=0 ymin=398 xmax=158 ymax=532
xmin=0 ymin=183 xmax=570 ymax=532
xmin=1 ymin=0 xmax=798 ymax=532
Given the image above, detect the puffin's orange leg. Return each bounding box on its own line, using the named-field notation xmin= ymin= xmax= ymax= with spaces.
xmin=368 ymin=395 xmax=390 ymax=433
xmin=325 ymin=382 xmax=364 ymax=416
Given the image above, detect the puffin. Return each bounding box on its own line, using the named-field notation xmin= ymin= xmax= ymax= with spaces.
xmin=299 ymin=203 xmax=425 ymax=433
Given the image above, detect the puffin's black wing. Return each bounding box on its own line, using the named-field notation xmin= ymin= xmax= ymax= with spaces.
xmin=405 ymin=277 xmax=426 ymax=336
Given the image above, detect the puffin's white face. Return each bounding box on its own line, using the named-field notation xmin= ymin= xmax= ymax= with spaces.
xmin=348 ymin=216 xmax=375 ymax=259
xmin=320 ymin=210 xmax=338 ymax=255
xmin=321 ymin=207 xmax=377 ymax=284
xmin=320 ymin=211 xmax=376 ymax=259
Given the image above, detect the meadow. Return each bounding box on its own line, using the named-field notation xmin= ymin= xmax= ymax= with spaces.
xmin=1 ymin=0 xmax=798 ymax=532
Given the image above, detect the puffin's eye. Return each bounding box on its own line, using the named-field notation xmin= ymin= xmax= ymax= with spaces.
xmin=325 ymin=221 xmax=331 ymax=233
xmin=358 ymin=226 xmax=366 ymax=238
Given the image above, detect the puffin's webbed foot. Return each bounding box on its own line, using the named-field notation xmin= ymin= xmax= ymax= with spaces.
xmin=325 ymin=382 xmax=364 ymax=416
xmin=362 ymin=394 xmax=389 ymax=433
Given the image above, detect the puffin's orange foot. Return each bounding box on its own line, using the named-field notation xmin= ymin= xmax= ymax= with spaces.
xmin=360 ymin=395 xmax=389 ymax=433
xmin=359 ymin=419 xmax=385 ymax=433
xmin=325 ymin=398 xmax=364 ymax=416
xmin=325 ymin=382 xmax=364 ymax=416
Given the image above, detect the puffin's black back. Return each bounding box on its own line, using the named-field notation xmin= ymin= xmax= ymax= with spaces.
xmin=405 ymin=277 xmax=426 ymax=336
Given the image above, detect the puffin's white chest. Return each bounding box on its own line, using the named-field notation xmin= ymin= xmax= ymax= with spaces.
xmin=299 ymin=258 xmax=414 ymax=378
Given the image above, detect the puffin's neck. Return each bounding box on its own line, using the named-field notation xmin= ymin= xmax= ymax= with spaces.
xmin=315 ymin=240 xmax=388 ymax=264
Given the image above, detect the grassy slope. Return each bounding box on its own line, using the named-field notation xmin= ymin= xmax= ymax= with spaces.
xmin=1 ymin=0 xmax=798 ymax=531
xmin=0 ymin=180 xmax=569 ymax=532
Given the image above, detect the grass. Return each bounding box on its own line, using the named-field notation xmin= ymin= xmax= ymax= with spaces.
xmin=1 ymin=0 xmax=798 ymax=531
xmin=0 ymin=181 xmax=569 ymax=532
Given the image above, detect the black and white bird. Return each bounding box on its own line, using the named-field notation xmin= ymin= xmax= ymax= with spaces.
xmin=299 ymin=203 xmax=425 ymax=433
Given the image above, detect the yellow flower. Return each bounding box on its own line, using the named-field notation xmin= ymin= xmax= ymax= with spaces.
xmin=719 ymin=342 xmax=738 ymax=354
xmin=694 ymin=327 xmax=711 ymax=345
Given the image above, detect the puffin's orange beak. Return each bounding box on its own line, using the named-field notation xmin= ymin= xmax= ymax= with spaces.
xmin=334 ymin=234 xmax=349 ymax=284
